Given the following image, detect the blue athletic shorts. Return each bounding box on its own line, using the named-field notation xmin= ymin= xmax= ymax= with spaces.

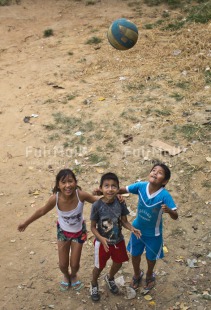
xmin=127 ymin=233 xmax=164 ymax=261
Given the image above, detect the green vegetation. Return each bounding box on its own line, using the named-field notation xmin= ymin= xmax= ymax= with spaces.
xmin=205 ymin=71 xmax=211 ymax=84
xmin=143 ymin=1 xmax=211 ymax=31
xmin=43 ymin=29 xmax=54 ymax=38
xmin=88 ymin=153 xmax=107 ymax=164
xmin=170 ymin=92 xmax=184 ymax=101
xmin=201 ymin=180 xmax=211 ymax=188
xmin=85 ymin=0 xmax=97 ymax=5
xmin=177 ymin=123 xmax=210 ymax=141
xmin=85 ymin=37 xmax=102 ymax=44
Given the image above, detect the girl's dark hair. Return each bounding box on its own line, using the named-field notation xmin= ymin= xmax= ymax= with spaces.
xmin=53 ymin=169 xmax=78 ymax=193
xmin=151 ymin=163 xmax=171 ymax=183
xmin=100 ymin=172 xmax=119 ymax=188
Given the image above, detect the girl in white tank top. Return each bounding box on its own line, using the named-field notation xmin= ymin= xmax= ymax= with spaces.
xmin=18 ymin=169 xmax=99 ymax=291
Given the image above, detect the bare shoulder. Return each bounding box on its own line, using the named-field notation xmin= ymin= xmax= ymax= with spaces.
xmin=47 ymin=194 xmax=57 ymax=206
xmin=77 ymin=189 xmax=97 ymax=203
xmin=77 ymin=189 xmax=89 ymax=201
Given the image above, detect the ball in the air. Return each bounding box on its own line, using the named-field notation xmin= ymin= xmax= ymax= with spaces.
xmin=107 ymin=18 xmax=138 ymax=50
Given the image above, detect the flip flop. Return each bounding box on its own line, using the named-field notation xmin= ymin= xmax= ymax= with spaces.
xmin=60 ymin=281 xmax=71 ymax=292
xmin=144 ymin=273 xmax=156 ymax=291
xmin=130 ymin=270 xmax=144 ymax=290
xmin=71 ymin=280 xmax=84 ymax=291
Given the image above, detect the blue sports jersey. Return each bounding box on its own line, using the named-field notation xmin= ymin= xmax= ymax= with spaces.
xmin=127 ymin=182 xmax=177 ymax=237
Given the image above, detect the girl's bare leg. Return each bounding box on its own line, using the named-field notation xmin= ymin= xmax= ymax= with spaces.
xmin=58 ymin=240 xmax=71 ymax=283
xmin=70 ymin=241 xmax=83 ymax=283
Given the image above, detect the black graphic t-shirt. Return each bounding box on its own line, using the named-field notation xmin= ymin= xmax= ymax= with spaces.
xmin=90 ymin=197 xmax=129 ymax=245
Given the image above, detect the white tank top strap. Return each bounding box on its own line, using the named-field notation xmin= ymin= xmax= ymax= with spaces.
xmin=56 ymin=192 xmax=59 ymax=205
xmin=76 ymin=189 xmax=82 ymax=203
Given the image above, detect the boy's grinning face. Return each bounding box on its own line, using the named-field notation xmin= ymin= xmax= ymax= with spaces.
xmin=100 ymin=179 xmax=119 ymax=203
xmin=149 ymin=166 xmax=168 ymax=186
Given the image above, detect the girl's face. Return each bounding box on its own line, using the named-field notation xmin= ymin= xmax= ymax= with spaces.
xmin=149 ymin=166 xmax=168 ymax=187
xmin=58 ymin=175 xmax=77 ymax=196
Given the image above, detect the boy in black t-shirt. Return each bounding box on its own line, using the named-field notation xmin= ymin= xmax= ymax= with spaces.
xmin=90 ymin=172 xmax=140 ymax=302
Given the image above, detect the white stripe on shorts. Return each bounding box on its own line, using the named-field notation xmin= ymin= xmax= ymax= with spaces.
xmin=94 ymin=240 xmax=101 ymax=268
xmin=156 ymin=242 xmax=163 ymax=259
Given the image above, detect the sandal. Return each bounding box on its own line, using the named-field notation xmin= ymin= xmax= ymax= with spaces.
xmin=130 ymin=270 xmax=144 ymax=290
xmin=59 ymin=281 xmax=71 ymax=292
xmin=71 ymin=280 xmax=84 ymax=291
xmin=144 ymin=273 xmax=156 ymax=291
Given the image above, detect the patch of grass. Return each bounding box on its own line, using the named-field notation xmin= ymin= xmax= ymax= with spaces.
xmin=204 ymin=71 xmax=211 ymax=84
xmin=63 ymin=141 xmax=72 ymax=148
xmin=170 ymin=92 xmax=184 ymax=101
xmin=94 ymin=132 xmax=105 ymax=140
xmin=187 ymin=2 xmax=211 ymax=24
xmin=162 ymin=20 xmax=186 ymax=31
xmin=144 ymin=0 xmax=183 ymax=9
xmin=88 ymin=153 xmax=107 ymax=164
xmin=177 ymin=123 xmax=210 ymax=141
xmin=85 ymin=37 xmax=102 ymax=44
xmin=68 ymin=51 xmax=74 ymax=56
xmin=170 ymin=227 xmax=185 ymax=236
xmin=0 ymin=0 xmax=10 ymax=5
xmin=53 ymin=112 xmax=79 ymax=129
xmin=120 ymin=109 xmax=140 ymax=122
xmin=201 ymin=180 xmax=211 ymax=188
xmin=43 ymin=99 xmax=54 ymax=104
xmin=48 ymin=133 xmax=60 ymax=141
xmin=66 ymin=94 xmax=77 ymax=101
xmin=77 ymin=58 xmax=86 ymax=63
xmin=106 ymin=142 xmax=116 ymax=151
xmin=154 ymin=109 xmax=172 ymax=116
xmin=43 ymin=28 xmax=54 ymax=37
xmin=85 ymin=0 xmax=96 ymax=5
xmin=124 ymin=83 xmax=145 ymax=91
xmin=43 ymin=124 xmax=57 ymax=130
xmin=127 ymin=1 xmax=140 ymax=7
xmin=79 ymin=121 xmax=94 ymax=132
xmin=175 ymin=81 xmax=190 ymax=89
xmin=143 ymin=19 xmax=165 ymax=29
xmin=73 ymin=165 xmax=83 ymax=175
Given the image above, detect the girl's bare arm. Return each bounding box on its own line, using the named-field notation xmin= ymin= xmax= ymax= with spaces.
xmin=18 ymin=195 xmax=56 ymax=231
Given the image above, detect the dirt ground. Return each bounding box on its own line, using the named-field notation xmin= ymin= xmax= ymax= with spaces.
xmin=0 ymin=0 xmax=210 ymax=309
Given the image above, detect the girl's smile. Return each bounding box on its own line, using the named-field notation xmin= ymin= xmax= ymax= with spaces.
xmin=58 ymin=176 xmax=77 ymax=195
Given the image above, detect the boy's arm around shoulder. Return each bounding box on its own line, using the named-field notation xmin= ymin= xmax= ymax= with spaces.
xmin=118 ymin=187 xmax=128 ymax=194
xmin=18 ymin=194 xmax=56 ymax=232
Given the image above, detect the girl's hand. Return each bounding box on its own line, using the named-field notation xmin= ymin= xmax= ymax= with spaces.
xmin=100 ymin=237 xmax=109 ymax=252
xmin=131 ymin=227 xmax=141 ymax=239
xmin=92 ymin=188 xmax=103 ymax=196
xmin=18 ymin=223 xmax=28 ymax=232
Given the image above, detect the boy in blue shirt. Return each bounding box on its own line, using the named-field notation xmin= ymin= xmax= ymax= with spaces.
xmin=119 ymin=163 xmax=178 ymax=291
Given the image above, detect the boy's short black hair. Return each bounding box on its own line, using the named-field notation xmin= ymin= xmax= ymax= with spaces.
xmin=151 ymin=163 xmax=171 ymax=181
xmin=100 ymin=172 xmax=119 ymax=188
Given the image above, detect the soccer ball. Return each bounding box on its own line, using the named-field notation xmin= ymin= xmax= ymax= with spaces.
xmin=107 ymin=18 xmax=138 ymax=50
